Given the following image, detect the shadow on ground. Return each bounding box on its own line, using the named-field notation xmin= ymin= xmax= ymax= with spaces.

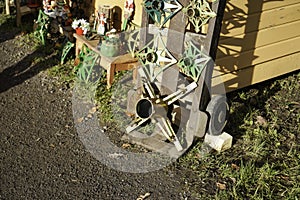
xmin=0 ymin=45 xmax=59 ymax=93
xmin=0 ymin=13 xmax=35 ymax=43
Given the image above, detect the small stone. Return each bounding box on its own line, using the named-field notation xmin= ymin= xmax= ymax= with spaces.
xmin=204 ymin=132 xmax=233 ymax=152
xmin=77 ymin=117 xmax=84 ymax=123
xmin=122 ymin=143 xmax=131 ymax=148
xmin=89 ymin=106 xmax=97 ymax=114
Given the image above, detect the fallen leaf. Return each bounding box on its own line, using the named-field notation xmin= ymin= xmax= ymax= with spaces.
xmin=256 ymin=116 xmax=268 ymax=127
xmin=137 ymin=192 xmax=151 ymax=200
xmin=231 ymin=163 xmax=240 ymax=170
xmin=229 ymin=177 xmax=236 ymax=183
xmin=216 ymin=182 xmax=226 ymax=190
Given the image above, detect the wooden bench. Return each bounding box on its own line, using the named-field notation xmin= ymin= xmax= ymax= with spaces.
xmin=73 ymin=33 xmax=139 ymax=88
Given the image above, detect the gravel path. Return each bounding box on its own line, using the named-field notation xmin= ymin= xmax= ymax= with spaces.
xmin=0 ymin=27 xmax=195 ymax=199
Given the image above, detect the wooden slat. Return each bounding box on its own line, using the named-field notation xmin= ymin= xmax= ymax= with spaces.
xmin=221 ymin=3 xmax=300 ymax=37
xmin=5 ymin=0 xmax=9 ymax=15
xmin=217 ymin=20 xmax=300 ymax=59
xmin=212 ymin=52 xmax=300 ymax=92
xmin=223 ymin=0 xmax=299 ymax=20
xmin=215 ymin=36 xmax=300 ymax=74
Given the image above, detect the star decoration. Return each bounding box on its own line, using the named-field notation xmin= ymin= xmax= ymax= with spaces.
xmin=136 ymin=32 xmax=177 ymax=81
xmin=183 ymin=0 xmax=216 ymax=33
xmin=143 ymin=0 xmax=182 ymax=27
xmin=178 ymin=41 xmax=211 ymax=82
xmin=127 ymin=29 xmax=140 ymax=57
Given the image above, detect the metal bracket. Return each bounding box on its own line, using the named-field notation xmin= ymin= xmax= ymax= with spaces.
xmin=76 ymin=45 xmax=100 ymax=83
xmin=34 ymin=10 xmax=50 ymax=45
xmin=61 ymin=41 xmax=74 ymax=64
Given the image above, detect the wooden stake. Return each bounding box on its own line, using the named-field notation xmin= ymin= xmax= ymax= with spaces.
xmin=5 ymin=0 xmax=10 ymax=15
xmin=16 ymin=0 xmax=21 ymax=27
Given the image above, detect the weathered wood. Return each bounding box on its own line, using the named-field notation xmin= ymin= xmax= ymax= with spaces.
xmin=165 ymin=0 xmax=189 ymax=58
xmin=121 ymin=132 xmax=174 ymax=154
xmin=212 ymin=52 xmax=300 ymax=92
xmin=216 ymin=36 xmax=300 ymax=74
xmin=223 ymin=0 xmax=299 ymax=20
xmin=218 ymin=20 xmax=300 ymax=59
xmin=16 ymin=0 xmax=21 ymax=27
xmin=160 ymin=0 xmax=189 ymax=95
xmin=221 ymin=3 xmax=300 ymax=37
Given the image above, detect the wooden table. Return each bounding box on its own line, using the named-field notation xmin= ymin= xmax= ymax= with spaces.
xmin=73 ymin=33 xmax=139 ymax=88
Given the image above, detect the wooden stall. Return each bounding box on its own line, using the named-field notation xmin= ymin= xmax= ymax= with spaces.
xmin=86 ymin=0 xmax=300 ymax=93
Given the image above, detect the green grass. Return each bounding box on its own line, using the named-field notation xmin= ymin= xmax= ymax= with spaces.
xmin=178 ymin=72 xmax=300 ymax=199
xmin=47 ymin=59 xmax=76 ymax=85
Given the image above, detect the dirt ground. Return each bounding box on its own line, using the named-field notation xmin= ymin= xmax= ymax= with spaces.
xmin=0 ymin=18 xmax=200 ymax=199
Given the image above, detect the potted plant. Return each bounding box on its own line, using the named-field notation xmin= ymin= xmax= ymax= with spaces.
xmin=100 ymin=29 xmax=121 ymax=57
xmin=72 ymin=18 xmax=90 ymax=35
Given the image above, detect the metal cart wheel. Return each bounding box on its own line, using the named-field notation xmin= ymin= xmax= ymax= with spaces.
xmin=206 ymin=95 xmax=229 ymax=136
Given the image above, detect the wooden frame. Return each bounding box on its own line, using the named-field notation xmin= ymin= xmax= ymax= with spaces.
xmin=73 ymin=33 xmax=139 ymax=88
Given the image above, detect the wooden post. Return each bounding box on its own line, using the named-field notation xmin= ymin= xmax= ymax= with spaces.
xmin=16 ymin=0 xmax=21 ymax=27
xmin=5 ymin=0 xmax=10 ymax=15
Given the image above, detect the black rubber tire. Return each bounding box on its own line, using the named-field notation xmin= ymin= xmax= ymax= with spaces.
xmin=206 ymin=95 xmax=229 ymax=136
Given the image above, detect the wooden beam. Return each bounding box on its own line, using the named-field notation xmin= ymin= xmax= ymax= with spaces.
xmin=5 ymin=0 xmax=10 ymax=15
xmin=16 ymin=0 xmax=21 ymax=27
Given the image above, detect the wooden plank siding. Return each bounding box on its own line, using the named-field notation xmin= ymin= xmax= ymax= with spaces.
xmin=213 ymin=0 xmax=300 ymax=92
xmin=92 ymin=0 xmax=300 ymax=92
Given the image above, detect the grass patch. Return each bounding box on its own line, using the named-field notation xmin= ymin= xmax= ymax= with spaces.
xmin=47 ymin=59 xmax=76 ymax=86
xmin=178 ymin=71 xmax=300 ymax=199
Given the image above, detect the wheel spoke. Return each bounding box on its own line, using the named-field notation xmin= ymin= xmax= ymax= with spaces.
xmin=126 ymin=117 xmax=149 ymax=133
xmin=143 ymin=81 xmax=156 ymax=99
xmin=157 ymin=117 xmax=183 ymax=151
xmin=163 ymin=81 xmax=197 ymax=105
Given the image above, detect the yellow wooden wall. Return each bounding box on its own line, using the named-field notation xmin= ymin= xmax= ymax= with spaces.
xmin=92 ymin=0 xmax=300 ymax=92
xmin=213 ymin=0 xmax=300 ymax=92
